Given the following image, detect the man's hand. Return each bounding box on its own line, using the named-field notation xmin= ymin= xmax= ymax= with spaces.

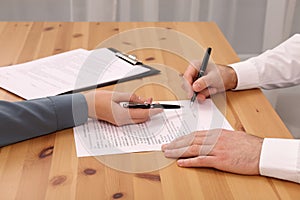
xmin=84 ymin=90 xmax=162 ymax=126
xmin=162 ymin=129 xmax=263 ymax=175
xmin=183 ymin=62 xmax=238 ymax=102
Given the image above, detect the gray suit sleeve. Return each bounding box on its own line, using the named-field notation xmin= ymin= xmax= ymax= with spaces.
xmin=0 ymin=93 xmax=88 ymax=147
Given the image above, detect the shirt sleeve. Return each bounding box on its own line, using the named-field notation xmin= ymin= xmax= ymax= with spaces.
xmin=230 ymin=34 xmax=300 ymax=90
xmin=259 ymin=138 xmax=300 ymax=183
xmin=0 ymin=93 xmax=88 ymax=147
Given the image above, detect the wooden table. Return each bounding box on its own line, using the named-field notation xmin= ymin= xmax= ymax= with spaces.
xmin=0 ymin=22 xmax=299 ymax=200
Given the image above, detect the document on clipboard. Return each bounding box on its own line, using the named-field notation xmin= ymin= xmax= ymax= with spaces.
xmin=0 ymin=48 xmax=160 ymax=100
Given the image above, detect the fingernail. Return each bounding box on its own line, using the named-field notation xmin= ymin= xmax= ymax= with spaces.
xmin=161 ymin=144 xmax=167 ymax=150
xmin=193 ymin=82 xmax=201 ymax=90
xmin=164 ymin=150 xmax=172 ymax=157
xmin=177 ymin=160 xmax=184 ymax=166
xmin=197 ymin=95 xmax=205 ymax=103
xmin=210 ymin=88 xmax=217 ymax=95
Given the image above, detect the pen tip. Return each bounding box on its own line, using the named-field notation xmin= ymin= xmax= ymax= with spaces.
xmin=190 ymin=101 xmax=194 ymax=107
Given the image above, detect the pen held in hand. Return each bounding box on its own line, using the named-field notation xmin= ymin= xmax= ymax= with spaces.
xmin=190 ymin=47 xmax=212 ymax=106
xmin=123 ymin=103 xmax=182 ymax=109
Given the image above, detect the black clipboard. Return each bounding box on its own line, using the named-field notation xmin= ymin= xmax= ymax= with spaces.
xmin=62 ymin=48 xmax=160 ymax=94
xmin=0 ymin=47 xmax=160 ymax=99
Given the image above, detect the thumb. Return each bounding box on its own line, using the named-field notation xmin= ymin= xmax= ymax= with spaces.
xmin=192 ymin=76 xmax=210 ymax=92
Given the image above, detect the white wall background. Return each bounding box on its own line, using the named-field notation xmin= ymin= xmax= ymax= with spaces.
xmin=0 ymin=0 xmax=300 ymax=137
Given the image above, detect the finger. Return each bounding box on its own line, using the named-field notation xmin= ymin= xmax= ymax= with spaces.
xmin=177 ymin=156 xmax=216 ymax=168
xmin=164 ymin=142 xmax=214 ymax=158
xmin=181 ymin=77 xmax=194 ymax=98
xmin=183 ymin=63 xmax=199 ymax=84
xmin=195 ymin=93 xmax=206 ymax=103
xmin=118 ymin=107 xmax=162 ymax=125
xmin=197 ymin=87 xmax=218 ymax=99
xmin=129 ymin=117 xmax=151 ymax=124
xmin=121 ymin=108 xmax=163 ymax=125
xmin=148 ymin=108 xmax=163 ymax=116
xmin=164 ymin=146 xmax=199 ymax=158
xmin=112 ymin=113 xmax=149 ymax=126
xmin=129 ymin=94 xmax=153 ymax=104
xmin=144 ymin=98 xmax=153 ymax=104
xmin=162 ymin=136 xmax=196 ymax=151
xmin=162 ymin=131 xmax=210 ymax=151
xmin=128 ymin=108 xmax=162 ymax=119
xmin=172 ymin=129 xmax=221 ymax=155
xmin=192 ymin=76 xmax=210 ymax=92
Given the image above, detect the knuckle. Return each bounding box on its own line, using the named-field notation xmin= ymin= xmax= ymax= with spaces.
xmin=189 ymin=145 xmax=199 ymax=155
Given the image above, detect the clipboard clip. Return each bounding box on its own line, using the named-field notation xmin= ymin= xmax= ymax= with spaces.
xmin=115 ymin=52 xmax=140 ymax=65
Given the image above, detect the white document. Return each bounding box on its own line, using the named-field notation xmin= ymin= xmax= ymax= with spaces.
xmin=73 ymin=100 xmax=233 ymax=157
xmin=0 ymin=48 xmax=150 ymax=100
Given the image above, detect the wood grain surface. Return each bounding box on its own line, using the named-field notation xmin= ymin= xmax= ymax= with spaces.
xmin=0 ymin=22 xmax=299 ymax=200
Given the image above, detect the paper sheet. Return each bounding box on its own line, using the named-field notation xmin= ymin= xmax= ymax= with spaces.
xmin=0 ymin=48 xmax=150 ymax=100
xmin=73 ymin=100 xmax=233 ymax=157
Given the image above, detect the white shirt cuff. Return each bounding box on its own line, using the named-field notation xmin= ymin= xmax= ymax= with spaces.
xmin=259 ymin=138 xmax=300 ymax=183
xmin=229 ymin=60 xmax=260 ymax=90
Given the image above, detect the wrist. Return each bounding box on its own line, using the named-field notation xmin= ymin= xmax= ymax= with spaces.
xmin=227 ymin=66 xmax=238 ymax=90
xmin=218 ymin=64 xmax=238 ymax=90
xmin=82 ymin=92 xmax=97 ymax=119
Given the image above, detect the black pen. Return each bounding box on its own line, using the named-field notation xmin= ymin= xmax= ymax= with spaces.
xmin=190 ymin=47 xmax=212 ymax=106
xmin=123 ymin=103 xmax=182 ymax=109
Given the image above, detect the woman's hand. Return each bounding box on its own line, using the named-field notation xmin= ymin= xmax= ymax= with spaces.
xmin=84 ymin=90 xmax=162 ymax=126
